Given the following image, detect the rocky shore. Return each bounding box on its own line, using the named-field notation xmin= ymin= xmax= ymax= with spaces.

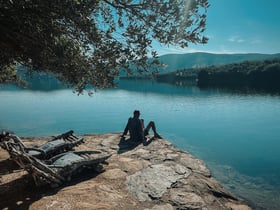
xmin=0 ymin=133 xmax=251 ymax=210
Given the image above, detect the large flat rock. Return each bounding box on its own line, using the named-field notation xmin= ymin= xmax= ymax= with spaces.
xmin=0 ymin=133 xmax=251 ymax=210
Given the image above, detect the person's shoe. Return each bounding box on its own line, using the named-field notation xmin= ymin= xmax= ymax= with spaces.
xmin=154 ymin=133 xmax=162 ymax=139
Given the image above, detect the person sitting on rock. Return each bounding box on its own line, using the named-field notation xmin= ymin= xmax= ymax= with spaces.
xmin=121 ymin=110 xmax=162 ymax=142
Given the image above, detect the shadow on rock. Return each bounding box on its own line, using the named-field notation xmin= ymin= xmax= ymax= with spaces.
xmin=0 ymin=159 xmax=20 ymax=175
xmin=0 ymin=174 xmax=50 ymax=210
xmin=117 ymin=136 xmax=156 ymax=154
xmin=62 ymin=168 xmax=100 ymax=187
xmin=118 ymin=137 xmax=142 ymax=154
xmin=0 ymin=163 xmax=103 ymax=210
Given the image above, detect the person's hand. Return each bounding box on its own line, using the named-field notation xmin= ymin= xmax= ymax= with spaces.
xmin=120 ymin=134 xmax=126 ymax=140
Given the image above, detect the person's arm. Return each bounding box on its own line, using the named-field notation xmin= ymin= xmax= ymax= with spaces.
xmin=122 ymin=118 xmax=131 ymax=137
xmin=137 ymin=119 xmax=144 ymax=141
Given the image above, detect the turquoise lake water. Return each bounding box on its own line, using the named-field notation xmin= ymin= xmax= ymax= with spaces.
xmin=1 ymin=80 xmax=280 ymax=209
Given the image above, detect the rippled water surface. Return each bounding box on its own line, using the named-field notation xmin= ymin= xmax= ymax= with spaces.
xmin=1 ymin=80 xmax=280 ymax=209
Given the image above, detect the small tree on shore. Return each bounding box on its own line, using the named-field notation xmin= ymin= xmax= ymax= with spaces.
xmin=0 ymin=0 xmax=209 ymax=93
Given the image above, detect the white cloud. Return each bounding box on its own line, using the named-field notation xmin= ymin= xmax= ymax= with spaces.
xmin=228 ymin=35 xmax=245 ymax=43
xmin=156 ymin=45 xmax=241 ymax=55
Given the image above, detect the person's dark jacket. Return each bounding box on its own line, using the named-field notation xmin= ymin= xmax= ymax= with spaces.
xmin=123 ymin=117 xmax=144 ymax=142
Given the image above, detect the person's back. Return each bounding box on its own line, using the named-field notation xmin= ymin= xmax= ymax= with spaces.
xmin=122 ymin=110 xmax=162 ymax=143
xmin=122 ymin=110 xmax=144 ymax=142
xmin=126 ymin=117 xmax=143 ymax=142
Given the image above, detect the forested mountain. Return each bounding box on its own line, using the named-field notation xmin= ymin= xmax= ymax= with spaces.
xmin=120 ymin=52 xmax=280 ymax=77
xmin=157 ymin=52 xmax=280 ymax=74
xmin=155 ymin=57 xmax=280 ymax=92
xmin=196 ymin=58 xmax=280 ymax=91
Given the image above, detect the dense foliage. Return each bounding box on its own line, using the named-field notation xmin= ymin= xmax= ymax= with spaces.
xmin=0 ymin=0 xmax=209 ymax=93
xmin=153 ymin=57 xmax=280 ymax=92
xmin=197 ymin=58 xmax=280 ymax=90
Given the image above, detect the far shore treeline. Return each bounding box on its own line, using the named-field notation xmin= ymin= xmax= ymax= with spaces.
xmin=154 ymin=56 xmax=280 ymax=92
xmin=8 ymin=53 xmax=280 ymax=93
xmin=196 ymin=58 xmax=280 ymax=91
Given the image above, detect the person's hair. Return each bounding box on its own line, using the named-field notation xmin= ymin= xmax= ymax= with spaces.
xmin=133 ymin=110 xmax=140 ymax=115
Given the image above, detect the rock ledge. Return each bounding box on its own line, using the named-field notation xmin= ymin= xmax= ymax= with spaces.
xmin=0 ymin=133 xmax=251 ymax=210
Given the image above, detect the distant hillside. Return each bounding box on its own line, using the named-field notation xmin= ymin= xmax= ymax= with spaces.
xmin=196 ymin=58 xmax=280 ymax=91
xmin=157 ymin=52 xmax=280 ymax=74
xmin=155 ymin=57 xmax=280 ymax=93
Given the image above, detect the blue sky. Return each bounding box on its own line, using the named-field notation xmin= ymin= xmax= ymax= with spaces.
xmin=155 ymin=0 xmax=280 ymax=55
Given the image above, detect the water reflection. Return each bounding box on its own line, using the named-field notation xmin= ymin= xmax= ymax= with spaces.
xmin=1 ymin=80 xmax=280 ymax=209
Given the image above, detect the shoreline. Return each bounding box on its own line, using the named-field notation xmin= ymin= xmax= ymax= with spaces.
xmin=0 ymin=133 xmax=251 ymax=209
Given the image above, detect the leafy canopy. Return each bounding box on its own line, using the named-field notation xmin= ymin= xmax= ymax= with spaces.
xmin=0 ymin=0 xmax=209 ymax=92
